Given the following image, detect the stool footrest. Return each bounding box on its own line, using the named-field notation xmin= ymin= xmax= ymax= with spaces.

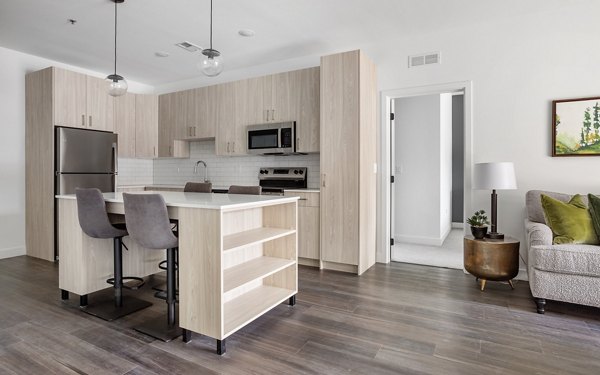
xmin=107 ymin=276 xmax=145 ymax=290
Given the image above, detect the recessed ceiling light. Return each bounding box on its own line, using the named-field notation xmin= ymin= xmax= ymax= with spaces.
xmin=238 ymin=29 xmax=255 ymax=37
xmin=155 ymin=51 xmax=170 ymax=57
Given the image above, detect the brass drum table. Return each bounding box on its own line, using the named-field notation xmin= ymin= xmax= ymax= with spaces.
xmin=464 ymin=235 xmax=520 ymax=291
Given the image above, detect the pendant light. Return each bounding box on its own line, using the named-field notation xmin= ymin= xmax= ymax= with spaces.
xmin=106 ymin=0 xmax=128 ymax=96
xmin=198 ymin=0 xmax=224 ymax=77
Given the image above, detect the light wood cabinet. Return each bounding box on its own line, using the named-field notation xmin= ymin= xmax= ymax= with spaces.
xmin=284 ymin=191 xmax=320 ymax=265
xmin=53 ymin=67 xmax=87 ymax=128
xmin=114 ymin=92 xmax=136 ymax=158
xmin=320 ymin=50 xmax=377 ymax=275
xmin=86 ymin=76 xmax=114 ymax=131
xmin=290 ymin=67 xmax=320 ymax=153
xmin=135 ymin=94 xmax=158 ymax=158
xmin=157 ymin=92 xmax=190 ymax=158
xmin=53 ymin=68 xmax=115 ymax=131
xmin=215 ymin=82 xmax=242 ymax=155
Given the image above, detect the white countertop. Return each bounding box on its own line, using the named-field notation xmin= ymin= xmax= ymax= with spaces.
xmin=56 ymin=191 xmax=299 ymax=210
xmin=284 ymin=189 xmax=320 ymax=193
xmin=117 ymin=185 xmax=320 ymax=193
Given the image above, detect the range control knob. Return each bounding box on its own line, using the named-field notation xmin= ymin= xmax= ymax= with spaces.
xmin=299 ymin=170 xmax=304 ymax=175
xmin=294 ymin=169 xmax=299 ymax=174
xmin=263 ymin=170 xmax=269 ymax=174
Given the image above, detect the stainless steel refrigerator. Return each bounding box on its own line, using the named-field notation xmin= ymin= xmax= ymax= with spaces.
xmin=55 ymin=127 xmax=118 ymax=194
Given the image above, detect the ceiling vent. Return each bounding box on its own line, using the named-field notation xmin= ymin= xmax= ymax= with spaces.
xmin=175 ymin=41 xmax=203 ymax=52
xmin=408 ymin=52 xmax=441 ymax=68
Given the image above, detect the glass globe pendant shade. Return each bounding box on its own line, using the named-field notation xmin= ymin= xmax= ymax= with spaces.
xmin=198 ymin=49 xmax=223 ymax=77
xmin=105 ymin=74 xmax=128 ymax=97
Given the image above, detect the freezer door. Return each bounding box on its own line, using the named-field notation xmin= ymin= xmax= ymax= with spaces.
xmin=56 ymin=173 xmax=116 ymax=195
xmin=56 ymin=127 xmax=117 ymax=173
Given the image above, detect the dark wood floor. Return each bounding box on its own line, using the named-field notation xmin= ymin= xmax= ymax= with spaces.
xmin=1 ymin=257 xmax=600 ymax=375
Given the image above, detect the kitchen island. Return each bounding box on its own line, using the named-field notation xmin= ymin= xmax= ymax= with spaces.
xmin=56 ymin=192 xmax=298 ymax=353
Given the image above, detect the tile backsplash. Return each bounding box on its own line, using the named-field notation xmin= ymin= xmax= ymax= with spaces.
xmin=117 ymin=158 xmax=154 ymax=186
xmin=152 ymin=140 xmax=320 ymax=189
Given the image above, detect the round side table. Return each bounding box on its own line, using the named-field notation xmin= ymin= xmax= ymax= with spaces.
xmin=463 ymin=235 xmax=520 ymax=291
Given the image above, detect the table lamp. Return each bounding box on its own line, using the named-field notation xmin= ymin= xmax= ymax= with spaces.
xmin=473 ymin=162 xmax=517 ymax=239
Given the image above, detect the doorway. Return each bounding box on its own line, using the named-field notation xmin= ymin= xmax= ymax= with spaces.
xmin=377 ymin=82 xmax=473 ymax=267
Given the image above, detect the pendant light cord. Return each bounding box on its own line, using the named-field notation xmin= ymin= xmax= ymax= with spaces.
xmin=209 ymin=0 xmax=213 ymax=50
xmin=114 ymin=0 xmax=118 ymax=76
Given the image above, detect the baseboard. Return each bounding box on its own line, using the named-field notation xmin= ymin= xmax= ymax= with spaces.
xmin=0 ymin=246 xmax=26 ymax=260
xmin=394 ymin=233 xmax=445 ymax=246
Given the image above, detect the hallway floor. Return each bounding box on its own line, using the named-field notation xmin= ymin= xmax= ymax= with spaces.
xmin=391 ymin=228 xmax=464 ymax=269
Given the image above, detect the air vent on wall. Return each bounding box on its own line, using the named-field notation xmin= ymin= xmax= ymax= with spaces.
xmin=408 ymin=52 xmax=441 ymax=68
xmin=175 ymin=41 xmax=203 ymax=52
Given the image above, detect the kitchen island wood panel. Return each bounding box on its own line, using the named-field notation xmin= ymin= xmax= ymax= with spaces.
xmin=56 ymin=192 xmax=298 ymax=351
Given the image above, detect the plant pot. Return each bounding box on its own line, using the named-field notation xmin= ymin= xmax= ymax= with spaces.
xmin=471 ymin=226 xmax=488 ymax=239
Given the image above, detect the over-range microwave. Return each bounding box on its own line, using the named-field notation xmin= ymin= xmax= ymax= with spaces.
xmin=247 ymin=122 xmax=296 ymax=155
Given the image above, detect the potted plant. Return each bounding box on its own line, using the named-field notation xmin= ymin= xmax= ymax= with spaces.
xmin=467 ymin=210 xmax=489 ymax=239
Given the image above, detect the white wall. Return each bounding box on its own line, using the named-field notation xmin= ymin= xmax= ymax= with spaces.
xmin=0 ymin=46 xmax=152 ymax=259
xmin=394 ymin=94 xmax=452 ymax=245
xmin=376 ymin=3 xmax=600 ymax=266
xmin=439 ymin=93 xmax=453 ymax=238
xmin=153 ymin=141 xmax=320 ymax=189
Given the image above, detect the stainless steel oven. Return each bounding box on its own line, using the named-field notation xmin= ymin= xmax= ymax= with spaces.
xmin=247 ymin=122 xmax=295 ymax=155
xmin=258 ymin=167 xmax=307 ymax=195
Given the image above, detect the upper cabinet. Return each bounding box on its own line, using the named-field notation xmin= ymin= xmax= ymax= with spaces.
xmin=86 ymin=76 xmax=114 ymax=131
xmin=114 ymin=92 xmax=136 ymax=158
xmin=53 ymin=67 xmax=114 ymax=131
xmin=290 ymin=67 xmax=320 ymax=153
xmin=135 ymin=94 xmax=158 ymax=158
xmin=214 ymin=82 xmax=242 ymax=156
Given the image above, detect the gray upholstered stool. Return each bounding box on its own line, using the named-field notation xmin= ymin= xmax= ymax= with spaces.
xmin=123 ymin=193 xmax=182 ymax=342
xmin=73 ymin=188 xmax=151 ymax=321
xmin=228 ymin=185 xmax=262 ymax=195
xmin=184 ymin=182 xmax=213 ymax=193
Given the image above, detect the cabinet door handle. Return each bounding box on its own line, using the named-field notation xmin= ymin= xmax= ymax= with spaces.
xmin=270 ymin=109 xmax=275 ymax=121
xmin=265 ymin=109 xmax=268 ymax=121
xmin=89 ymin=115 xmax=92 ymax=127
xmin=322 ymin=173 xmax=326 ymax=187
xmin=81 ymin=114 xmax=85 ymax=126
xmin=299 ymin=198 xmax=307 ymax=201
xmin=169 ymin=146 xmax=172 ymax=156
xmin=153 ymin=146 xmax=156 ymax=156
xmin=232 ymin=142 xmax=236 ymax=153
xmin=227 ymin=142 xmax=230 ymax=153
xmin=193 ymin=127 xmax=196 ymax=136
xmin=296 ymin=138 xmax=300 ymax=150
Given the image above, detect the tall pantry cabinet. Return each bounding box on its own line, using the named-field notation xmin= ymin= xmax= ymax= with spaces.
xmin=320 ymin=50 xmax=377 ymax=275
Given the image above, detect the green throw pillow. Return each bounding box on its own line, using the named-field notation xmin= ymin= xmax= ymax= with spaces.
xmin=541 ymin=194 xmax=599 ymax=245
xmin=588 ymin=194 xmax=600 ymax=240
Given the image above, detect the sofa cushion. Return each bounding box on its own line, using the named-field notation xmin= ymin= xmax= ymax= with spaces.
xmin=588 ymin=194 xmax=600 ymax=239
xmin=526 ymin=190 xmax=580 ymax=224
xmin=541 ymin=194 xmax=598 ymax=244
xmin=530 ymin=244 xmax=600 ymax=277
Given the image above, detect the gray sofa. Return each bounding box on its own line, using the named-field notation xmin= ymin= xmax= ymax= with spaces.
xmin=525 ymin=190 xmax=600 ymax=314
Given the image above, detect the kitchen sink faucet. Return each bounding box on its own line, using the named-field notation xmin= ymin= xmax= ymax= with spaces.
xmin=194 ymin=160 xmax=209 ymax=182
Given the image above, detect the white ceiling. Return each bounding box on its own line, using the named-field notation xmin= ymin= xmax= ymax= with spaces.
xmin=0 ymin=0 xmax=574 ymax=86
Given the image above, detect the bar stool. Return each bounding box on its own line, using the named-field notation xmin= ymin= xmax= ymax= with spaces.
xmin=228 ymin=185 xmax=262 ymax=195
xmin=184 ymin=182 xmax=212 ymax=193
xmin=123 ymin=193 xmax=182 ymax=342
xmin=74 ymin=188 xmax=151 ymax=321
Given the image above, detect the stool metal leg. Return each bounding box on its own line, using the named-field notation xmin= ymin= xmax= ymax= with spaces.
xmin=167 ymin=247 xmax=176 ymax=326
xmin=80 ymin=295 xmax=88 ymax=307
xmin=61 ymin=289 xmax=69 ymax=300
xmin=217 ymin=339 xmax=226 ymax=355
xmin=134 ymin=247 xmax=182 ymax=342
xmin=114 ymin=237 xmax=124 ymax=307
xmin=81 ymin=237 xmax=152 ymax=321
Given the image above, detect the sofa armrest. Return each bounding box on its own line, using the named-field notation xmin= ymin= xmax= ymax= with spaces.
xmin=525 ymin=219 xmax=553 ymax=248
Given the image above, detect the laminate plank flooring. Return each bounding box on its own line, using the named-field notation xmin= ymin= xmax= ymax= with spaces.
xmin=0 ymin=256 xmax=599 ymax=374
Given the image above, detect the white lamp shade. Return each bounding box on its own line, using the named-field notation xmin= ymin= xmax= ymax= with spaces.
xmin=473 ymin=162 xmax=517 ymax=190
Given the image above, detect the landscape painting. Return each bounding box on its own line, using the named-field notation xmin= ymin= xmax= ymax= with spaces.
xmin=553 ymin=97 xmax=600 ymax=156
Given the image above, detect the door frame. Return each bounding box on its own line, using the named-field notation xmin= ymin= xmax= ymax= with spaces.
xmin=377 ymin=81 xmax=473 ymax=263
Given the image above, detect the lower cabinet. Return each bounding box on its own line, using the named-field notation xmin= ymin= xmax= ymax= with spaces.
xmin=284 ymin=191 xmax=320 ymax=266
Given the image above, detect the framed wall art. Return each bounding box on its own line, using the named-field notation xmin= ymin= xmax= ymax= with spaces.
xmin=553 ymin=96 xmax=600 ymax=156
